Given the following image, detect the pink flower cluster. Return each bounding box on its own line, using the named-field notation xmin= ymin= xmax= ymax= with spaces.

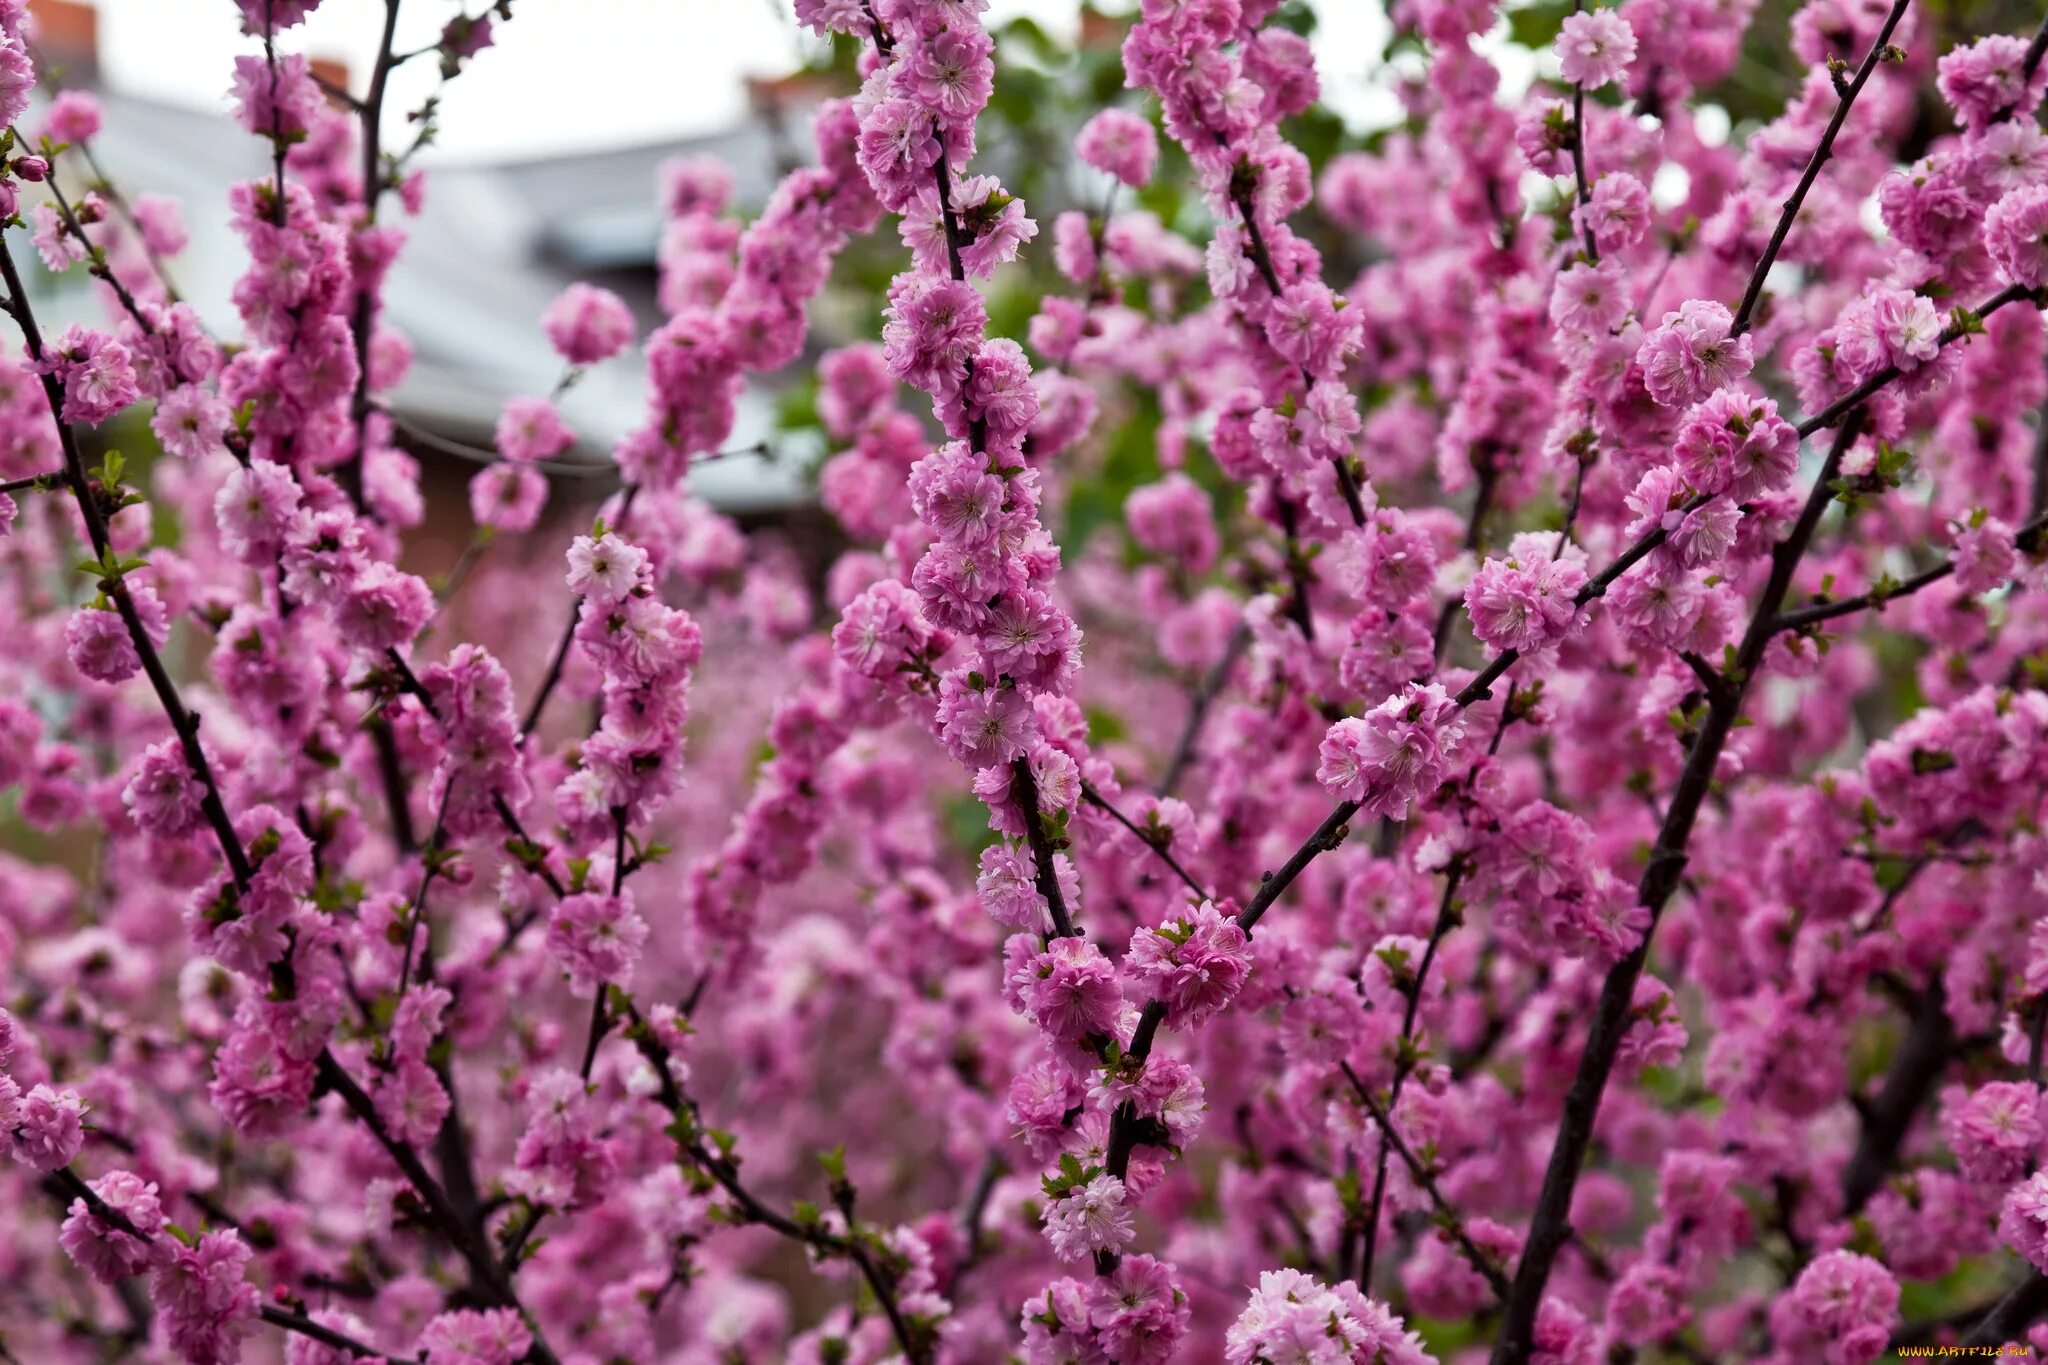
xmin=4 ymin=0 xmax=2048 ymax=1362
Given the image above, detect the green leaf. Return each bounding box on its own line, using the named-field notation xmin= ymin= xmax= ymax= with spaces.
xmin=1505 ymin=0 xmax=1573 ymax=49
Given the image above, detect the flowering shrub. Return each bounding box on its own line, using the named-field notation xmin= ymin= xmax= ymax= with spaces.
xmin=4 ymin=0 xmax=2048 ymax=1360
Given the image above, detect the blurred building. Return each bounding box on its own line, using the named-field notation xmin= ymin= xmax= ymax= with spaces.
xmin=16 ymin=0 xmax=814 ymax=514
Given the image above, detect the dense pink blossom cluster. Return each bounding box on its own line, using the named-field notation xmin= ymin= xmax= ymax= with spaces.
xmin=5 ymin=0 xmax=2048 ymax=1361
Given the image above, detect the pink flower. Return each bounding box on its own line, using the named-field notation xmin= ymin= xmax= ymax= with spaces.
xmin=1953 ymin=513 xmax=2020 ymax=595
xmin=2002 ymin=1171 xmax=2048 ymax=1272
xmin=1317 ymin=683 xmax=1466 ymax=818
xmin=881 ymin=273 xmax=987 ymax=390
xmin=39 ymin=89 xmax=101 ymax=144
xmin=215 ymin=460 xmax=304 ymax=564
xmin=229 ymin=51 xmax=322 ymax=139
xmin=1266 ymin=283 xmax=1362 ymax=382
xmin=336 ymin=562 xmax=435 ymax=651
xmin=1551 ymin=259 xmax=1630 ymax=335
xmin=39 ymin=325 xmax=141 ymax=426
xmin=1943 ymin=1080 xmax=2041 ymax=1185
xmin=1987 ymin=184 xmax=2048 ymax=289
xmin=1832 ymin=288 xmax=1945 ymax=384
xmin=31 ymin=201 xmax=87 ymax=272
xmin=1774 ymin=1250 xmax=1899 ymax=1365
xmin=1463 ymin=552 xmax=1589 ymax=654
xmin=1672 ymin=387 xmax=1800 ymax=499
xmin=374 ymin=1058 xmax=451 ymax=1148
xmin=233 ymin=0 xmax=322 ymax=33
xmin=937 ymin=677 xmax=1034 ymax=767
xmin=1576 ymin=172 xmax=1652 ymax=253
xmin=149 ymin=1229 xmax=259 ymax=1365
xmin=1556 ymin=10 xmax=1637 ymax=88
xmin=8 ymin=1083 xmax=86 ymax=1171
xmin=1938 ymin=33 xmax=2047 ymax=129
xmin=911 ymin=441 xmax=1008 ymax=548
xmin=1010 ymin=935 xmax=1123 ymax=1046
xmin=564 ymin=531 xmax=648 ymax=601
xmin=0 ymin=39 xmax=33 ymax=129
xmin=417 ymin=1308 xmax=534 ymax=1365
xmin=545 ymin=891 xmax=648 ymax=997
xmin=793 ymin=0 xmax=868 ymax=36
xmin=124 ymin=739 xmax=206 ymax=839
xmin=956 ymin=337 xmax=1040 ymax=444
xmin=818 ymin=343 xmax=896 ymax=438
xmin=151 ymin=385 xmax=230 ymax=459
xmin=68 ymin=604 xmax=142 ymax=685
xmin=832 ymin=579 xmax=946 ymax=683
xmin=542 ymin=282 xmax=635 ymax=364
xmin=1228 ymin=1269 xmax=1432 ymax=1365
xmin=468 ymin=462 xmax=548 ymax=533
xmin=1077 ymin=109 xmax=1159 ymax=187
xmin=1087 ymin=1255 xmax=1190 ymax=1363
xmin=1626 ymin=467 xmax=1741 ymax=568
xmin=905 ymin=21 xmax=995 ymax=126
xmin=1636 ymin=301 xmax=1753 ymax=408
xmin=1043 ymin=1173 xmax=1135 ymax=1261
xmin=1607 ymin=1262 xmax=1691 ymax=1347
xmin=60 ymin=1169 xmax=164 ymax=1282
xmin=495 ymin=396 xmax=573 ymax=463
xmin=978 ymin=843 xmax=1048 ymax=929
xmin=1125 ymin=473 xmax=1220 ymax=574
xmin=857 ymin=98 xmax=942 ymax=212
xmin=1127 ymin=901 xmax=1253 ymax=1028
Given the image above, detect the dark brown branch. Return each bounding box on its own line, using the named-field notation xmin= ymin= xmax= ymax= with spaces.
xmin=1342 ymin=1062 xmax=1511 ymax=1300
xmin=1730 ymin=0 xmax=1912 ymax=336
xmin=339 ymin=0 xmax=405 ymax=509
xmin=1156 ymin=623 xmax=1251 ymax=798
xmin=1081 ymin=782 xmax=1211 ymax=902
xmin=1840 ymin=981 xmax=1954 ymax=1214
xmin=1488 ymin=415 xmax=1869 ymax=1363
xmin=1013 ymin=757 xmax=1080 ymax=939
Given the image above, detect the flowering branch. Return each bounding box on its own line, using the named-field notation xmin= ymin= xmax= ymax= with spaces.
xmin=1772 ymin=509 xmax=2048 ymax=635
xmin=1488 ymin=410 xmax=1874 ymax=1362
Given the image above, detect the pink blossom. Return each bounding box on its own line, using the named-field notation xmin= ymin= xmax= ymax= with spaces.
xmin=1987 ymin=184 xmax=2048 ymax=289
xmin=124 ymin=739 xmax=207 ymax=839
xmin=2002 ymin=1172 xmax=2048 ymax=1272
xmin=1317 ymin=683 xmax=1466 ymax=818
xmin=542 ymin=282 xmax=636 ymax=364
xmin=1551 ymin=259 xmax=1630 ymax=335
xmin=1636 ymin=301 xmax=1754 ymax=408
xmin=1009 ymin=935 xmax=1123 ymax=1046
xmin=545 ymin=891 xmax=649 ymax=997
xmin=1227 ymin=1269 xmax=1434 ymax=1365
xmin=1463 ymin=551 xmax=1589 ymax=654
xmin=1575 ymin=172 xmax=1652 ymax=253
xmin=469 ymin=461 xmax=549 ymax=533
xmin=1556 ymin=10 xmax=1637 ymax=88
xmin=60 ymin=1169 xmax=164 ymax=1282
xmin=1938 ymin=33 xmax=2048 ymax=129
xmin=1076 ymin=109 xmax=1160 ymax=187
xmin=150 ymin=1230 xmax=260 ymax=1365
xmin=39 ymin=326 xmax=141 ymax=426
xmin=565 ymin=531 xmax=649 ymax=601
xmin=1943 ymin=1080 xmax=2042 ymax=1185
xmin=417 ymin=1308 xmax=534 ymax=1365
xmin=1127 ymin=901 xmax=1253 ymax=1028
xmin=1043 ymin=1172 xmax=1135 ymax=1261
xmin=151 ymin=385 xmax=230 ymax=459
xmin=495 ymin=396 xmax=573 ymax=464
xmin=8 ymin=1083 xmax=86 ymax=1171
